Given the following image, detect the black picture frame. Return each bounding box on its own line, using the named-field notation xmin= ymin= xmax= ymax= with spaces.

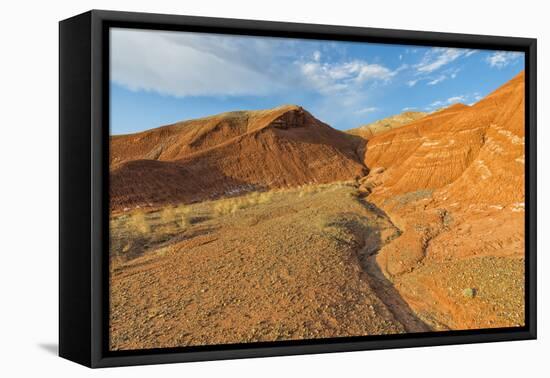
xmin=59 ymin=9 xmax=537 ymax=368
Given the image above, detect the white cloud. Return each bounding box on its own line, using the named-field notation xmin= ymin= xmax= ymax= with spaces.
xmin=402 ymin=107 xmax=416 ymax=111
xmin=354 ymin=107 xmax=378 ymax=115
xmin=399 ymin=48 xmax=470 ymax=88
xmin=111 ymin=28 xmax=284 ymax=97
xmin=427 ymin=75 xmax=447 ymax=85
xmin=446 ymin=95 xmax=466 ymax=103
xmin=429 ymin=100 xmax=444 ymax=108
xmin=313 ymin=50 xmax=321 ymax=62
xmin=415 ymin=47 xmax=474 ymax=74
xmin=427 ymin=94 xmax=467 ymax=110
xmin=415 ymin=48 xmax=462 ymax=73
xmin=486 ymin=51 xmax=523 ymax=68
xmin=466 ymin=93 xmax=483 ymax=106
xmin=112 ymin=28 xmax=400 ymax=100
xmin=395 ymin=64 xmax=409 ymax=73
xmin=448 ymin=67 xmax=461 ymax=79
xmin=298 ymin=59 xmax=396 ymax=94
xmin=356 ymin=63 xmax=397 ymax=82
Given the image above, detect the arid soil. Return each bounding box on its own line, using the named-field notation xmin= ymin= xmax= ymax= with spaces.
xmin=110 ymin=183 xmax=429 ymax=350
xmin=109 ymin=72 xmax=525 ymax=350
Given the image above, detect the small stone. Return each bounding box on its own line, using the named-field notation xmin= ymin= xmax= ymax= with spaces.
xmin=462 ymin=288 xmax=477 ymax=298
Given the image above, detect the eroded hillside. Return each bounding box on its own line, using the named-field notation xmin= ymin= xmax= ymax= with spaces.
xmin=358 ymin=71 xmax=525 ymax=330
xmin=110 ymin=105 xmax=367 ymax=211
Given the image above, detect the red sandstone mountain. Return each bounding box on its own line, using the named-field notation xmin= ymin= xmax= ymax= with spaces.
xmin=358 ymin=71 xmax=525 ymax=330
xmin=364 ymin=72 xmax=524 ymax=205
xmin=110 ymin=105 xmax=367 ymax=210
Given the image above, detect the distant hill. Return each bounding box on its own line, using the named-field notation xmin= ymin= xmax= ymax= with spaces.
xmin=347 ymin=111 xmax=427 ymax=139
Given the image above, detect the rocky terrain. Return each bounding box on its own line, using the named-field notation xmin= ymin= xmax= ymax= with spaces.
xmin=110 ymin=183 xmax=431 ymax=350
xmin=109 ymin=72 xmax=525 ymax=350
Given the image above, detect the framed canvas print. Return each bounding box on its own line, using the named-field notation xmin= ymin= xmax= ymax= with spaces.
xmin=59 ymin=10 xmax=537 ymax=368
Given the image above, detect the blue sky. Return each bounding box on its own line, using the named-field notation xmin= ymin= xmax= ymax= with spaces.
xmin=110 ymin=28 xmax=524 ymax=135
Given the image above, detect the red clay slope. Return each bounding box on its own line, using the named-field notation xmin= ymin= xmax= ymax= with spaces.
xmin=110 ymin=105 xmax=367 ymax=210
xmin=360 ymin=72 xmax=525 ymax=330
xmin=365 ymin=71 xmax=524 ymax=204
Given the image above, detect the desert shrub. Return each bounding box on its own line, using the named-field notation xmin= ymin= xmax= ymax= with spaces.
xmin=159 ymin=206 xmax=191 ymax=230
xmin=160 ymin=207 xmax=176 ymax=224
xmin=213 ymin=200 xmax=234 ymax=216
xmin=177 ymin=214 xmax=190 ymax=228
xmin=174 ymin=204 xmax=192 ymax=215
xmin=122 ymin=242 xmax=131 ymax=253
xmin=128 ymin=211 xmax=150 ymax=234
xmin=212 ymin=191 xmax=275 ymax=216
xmin=297 ymin=185 xmax=319 ymax=197
xmin=257 ymin=191 xmax=273 ymax=204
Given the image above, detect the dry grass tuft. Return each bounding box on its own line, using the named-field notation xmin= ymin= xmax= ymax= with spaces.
xmin=295 ymin=181 xmax=351 ymax=198
xmin=213 ymin=201 xmax=236 ymax=216
xmin=127 ymin=211 xmax=150 ymax=234
xmin=212 ymin=191 xmax=275 ymax=216
xmin=159 ymin=206 xmax=191 ymax=230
